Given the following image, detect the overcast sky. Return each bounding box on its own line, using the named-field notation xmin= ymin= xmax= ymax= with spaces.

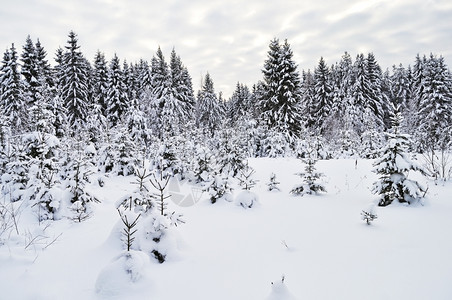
xmin=1 ymin=0 xmax=452 ymax=97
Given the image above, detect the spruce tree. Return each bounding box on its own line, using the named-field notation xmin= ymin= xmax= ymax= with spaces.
xmin=167 ymin=48 xmax=195 ymax=132
xmin=366 ymin=53 xmax=386 ymax=128
xmin=261 ymin=38 xmax=302 ymax=138
xmin=390 ymin=64 xmax=410 ymax=110
xmin=34 ymin=39 xmax=53 ymax=87
xmin=290 ymin=140 xmax=326 ymax=196
xmin=311 ymin=57 xmax=333 ymax=133
xmin=92 ymin=50 xmax=109 ymax=116
xmin=106 ymin=54 xmax=129 ymax=127
xmin=136 ymin=59 xmax=152 ymax=97
xmin=300 ymin=69 xmax=315 ymax=129
xmin=61 ymin=31 xmax=90 ymax=128
xmin=20 ymin=35 xmax=39 ymax=107
xmin=196 ymin=72 xmax=223 ymax=136
xmin=146 ymin=47 xmax=171 ymax=137
xmin=415 ymin=54 xmax=452 ymax=152
xmin=227 ymin=82 xmax=252 ymax=125
xmin=372 ymin=105 xmax=426 ymax=206
xmin=0 ymin=44 xmax=25 ymax=133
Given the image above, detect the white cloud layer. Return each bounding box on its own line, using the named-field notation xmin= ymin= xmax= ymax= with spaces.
xmin=1 ymin=0 xmax=451 ymax=97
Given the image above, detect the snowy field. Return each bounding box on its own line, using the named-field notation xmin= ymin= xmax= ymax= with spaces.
xmin=1 ymin=158 xmax=451 ymax=300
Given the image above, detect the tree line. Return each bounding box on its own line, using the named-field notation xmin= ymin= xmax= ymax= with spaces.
xmin=1 ymin=32 xmax=451 ymax=156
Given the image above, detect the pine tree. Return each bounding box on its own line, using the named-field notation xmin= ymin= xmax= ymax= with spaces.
xmin=415 ymin=54 xmax=452 ymax=152
xmin=61 ymin=31 xmax=90 ymax=128
xmin=372 ymin=105 xmax=426 ymax=206
xmin=0 ymin=44 xmax=25 ymax=133
xmin=34 ymin=39 xmax=53 ymax=87
xmin=53 ymin=46 xmax=64 ymax=90
xmin=196 ymin=72 xmax=223 ymax=135
xmin=168 ymin=48 xmax=195 ymax=131
xmin=106 ymin=54 xmax=129 ymax=127
xmin=136 ymin=59 xmax=152 ymax=97
xmin=300 ymin=69 xmax=315 ymax=129
xmin=92 ymin=50 xmax=109 ymax=116
xmin=311 ymin=57 xmax=333 ymax=133
xmin=290 ymin=140 xmax=326 ymax=196
xmin=24 ymin=132 xmax=60 ymax=221
xmin=267 ymin=172 xmax=281 ymax=191
xmin=150 ymin=47 xmax=171 ymax=136
xmin=261 ymin=38 xmax=302 ymax=138
xmin=365 ymin=53 xmax=386 ymax=128
xmin=29 ymin=78 xmax=56 ymax=134
xmin=227 ymin=82 xmax=252 ymax=125
xmin=123 ymin=61 xmax=137 ymax=102
xmin=20 ymin=35 xmax=39 ymax=107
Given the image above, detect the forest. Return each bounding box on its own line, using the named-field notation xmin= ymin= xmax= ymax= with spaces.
xmin=0 ymin=31 xmax=451 ymax=221
xmin=1 ymin=30 xmax=451 ymax=299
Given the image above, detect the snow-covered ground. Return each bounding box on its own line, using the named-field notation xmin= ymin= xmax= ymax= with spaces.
xmin=1 ymin=158 xmax=451 ymax=299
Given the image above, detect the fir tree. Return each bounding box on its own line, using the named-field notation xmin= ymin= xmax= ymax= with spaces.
xmin=311 ymin=57 xmax=333 ymax=133
xmin=106 ymin=54 xmax=129 ymax=127
xmin=227 ymin=82 xmax=252 ymax=124
xmin=92 ymin=50 xmax=109 ymax=116
xmin=261 ymin=38 xmax=302 ymax=138
xmin=415 ymin=54 xmax=452 ymax=152
xmin=0 ymin=44 xmax=25 ymax=133
xmin=267 ymin=172 xmax=281 ymax=191
xmin=61 ymin=31 xmax=90 ymax=128
xmin=290 ymin=140 xmax=326 ymax=196
xmin=372 ymin=105 xmax=426 ymax=206
xmin=34 ymin=39 xmax=53 ymax=87
xmin=20 ymin=35 xmax=39 ymax=107
xmin=136 ymin=59 xmax=152 ymax=97
xmin=196 ymin=72 xmax=223 ymax=136
xmin=300 ymin=69 xmax=315 ymax=129
xmin=168 ymin=48 xmax=195 ymax=131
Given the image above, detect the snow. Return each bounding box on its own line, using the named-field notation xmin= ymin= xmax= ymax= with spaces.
xmin=266 ymin=277 xmax=297 ymax=300
xmin=1 ymin=158 xmax=452 ymax=299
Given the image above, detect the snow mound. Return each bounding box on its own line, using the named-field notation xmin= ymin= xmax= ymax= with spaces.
xmin=266 ymin=276 xmax=297 ymax=300
xmin=235 ymin=190 xmax=259 ymax=209
xmin=95 ymin=250 xmax=149 ymax=296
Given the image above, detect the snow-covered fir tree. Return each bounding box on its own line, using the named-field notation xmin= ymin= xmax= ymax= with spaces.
xmin=20 ymin=35 xmax=40 ymax=107
xmin=192 ymin=143 xmax=215 ymax=184
xmin=125 ymin=100 xmax=150 ymax=148
xmin=227 ymin=82 xmax=252 ymax=125
xmin=372 ymin=105 xmax=426 ymax=206
xmin=214 ymin=128 xmax=247 ymax=178
xmin=267 ymin=172 xmax=281 ymax=191
xmin=310 ymin=56 xmax=333 ymax=133
xmin=167 ymin=48 xmax=195 ymax=133
xmin=60 ymin=31 xmax=90 ymax=128
xmin=415 ymin=54 xmax=452 ymax=153
xmin=196 ymin=72 xmax=223 ymax=136
xmin=23 ymin=132 xmax=61 ymax=221
xmin=0 ymin=44 xmax=25 ymax=133
xmin=1 ymin=137 xmax=28 ymax=203
xmin=92 ymin=51 xmax=109 ymax=117
xmin=146 ymin=47 xmax=171 ymax=138
xmin=136 ymin=58 xmax=152 ymax=98
xmin=349 ymin=53 xmax=384 ymax=135
xmin=260 ymin=38 xmax=302 ymax=138
xmin=290 ymin=139 xmax=326 ymax=196
xmin=28 ymin=78 xmax=56 ymax=134
xmin=106 ymin=54 xmax=129 ymax=127
xmin=60 ymin=140 xmax=99 ymax=221
xmin=34 ymin=39 xmax=53 ymax=88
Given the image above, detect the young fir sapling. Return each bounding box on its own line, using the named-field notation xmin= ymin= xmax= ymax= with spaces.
xmin=267 ymin=172 xmax=281 ymax=191
xmin=290 ymin=142 xmax=326 ymax=196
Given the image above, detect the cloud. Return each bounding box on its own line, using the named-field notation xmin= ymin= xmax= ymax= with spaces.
xmin=1 ymin=0 xmax=452 ymax=97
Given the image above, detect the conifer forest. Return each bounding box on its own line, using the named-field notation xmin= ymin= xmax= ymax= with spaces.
xmin=1 ymin=31 xmax=452 ymax=299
